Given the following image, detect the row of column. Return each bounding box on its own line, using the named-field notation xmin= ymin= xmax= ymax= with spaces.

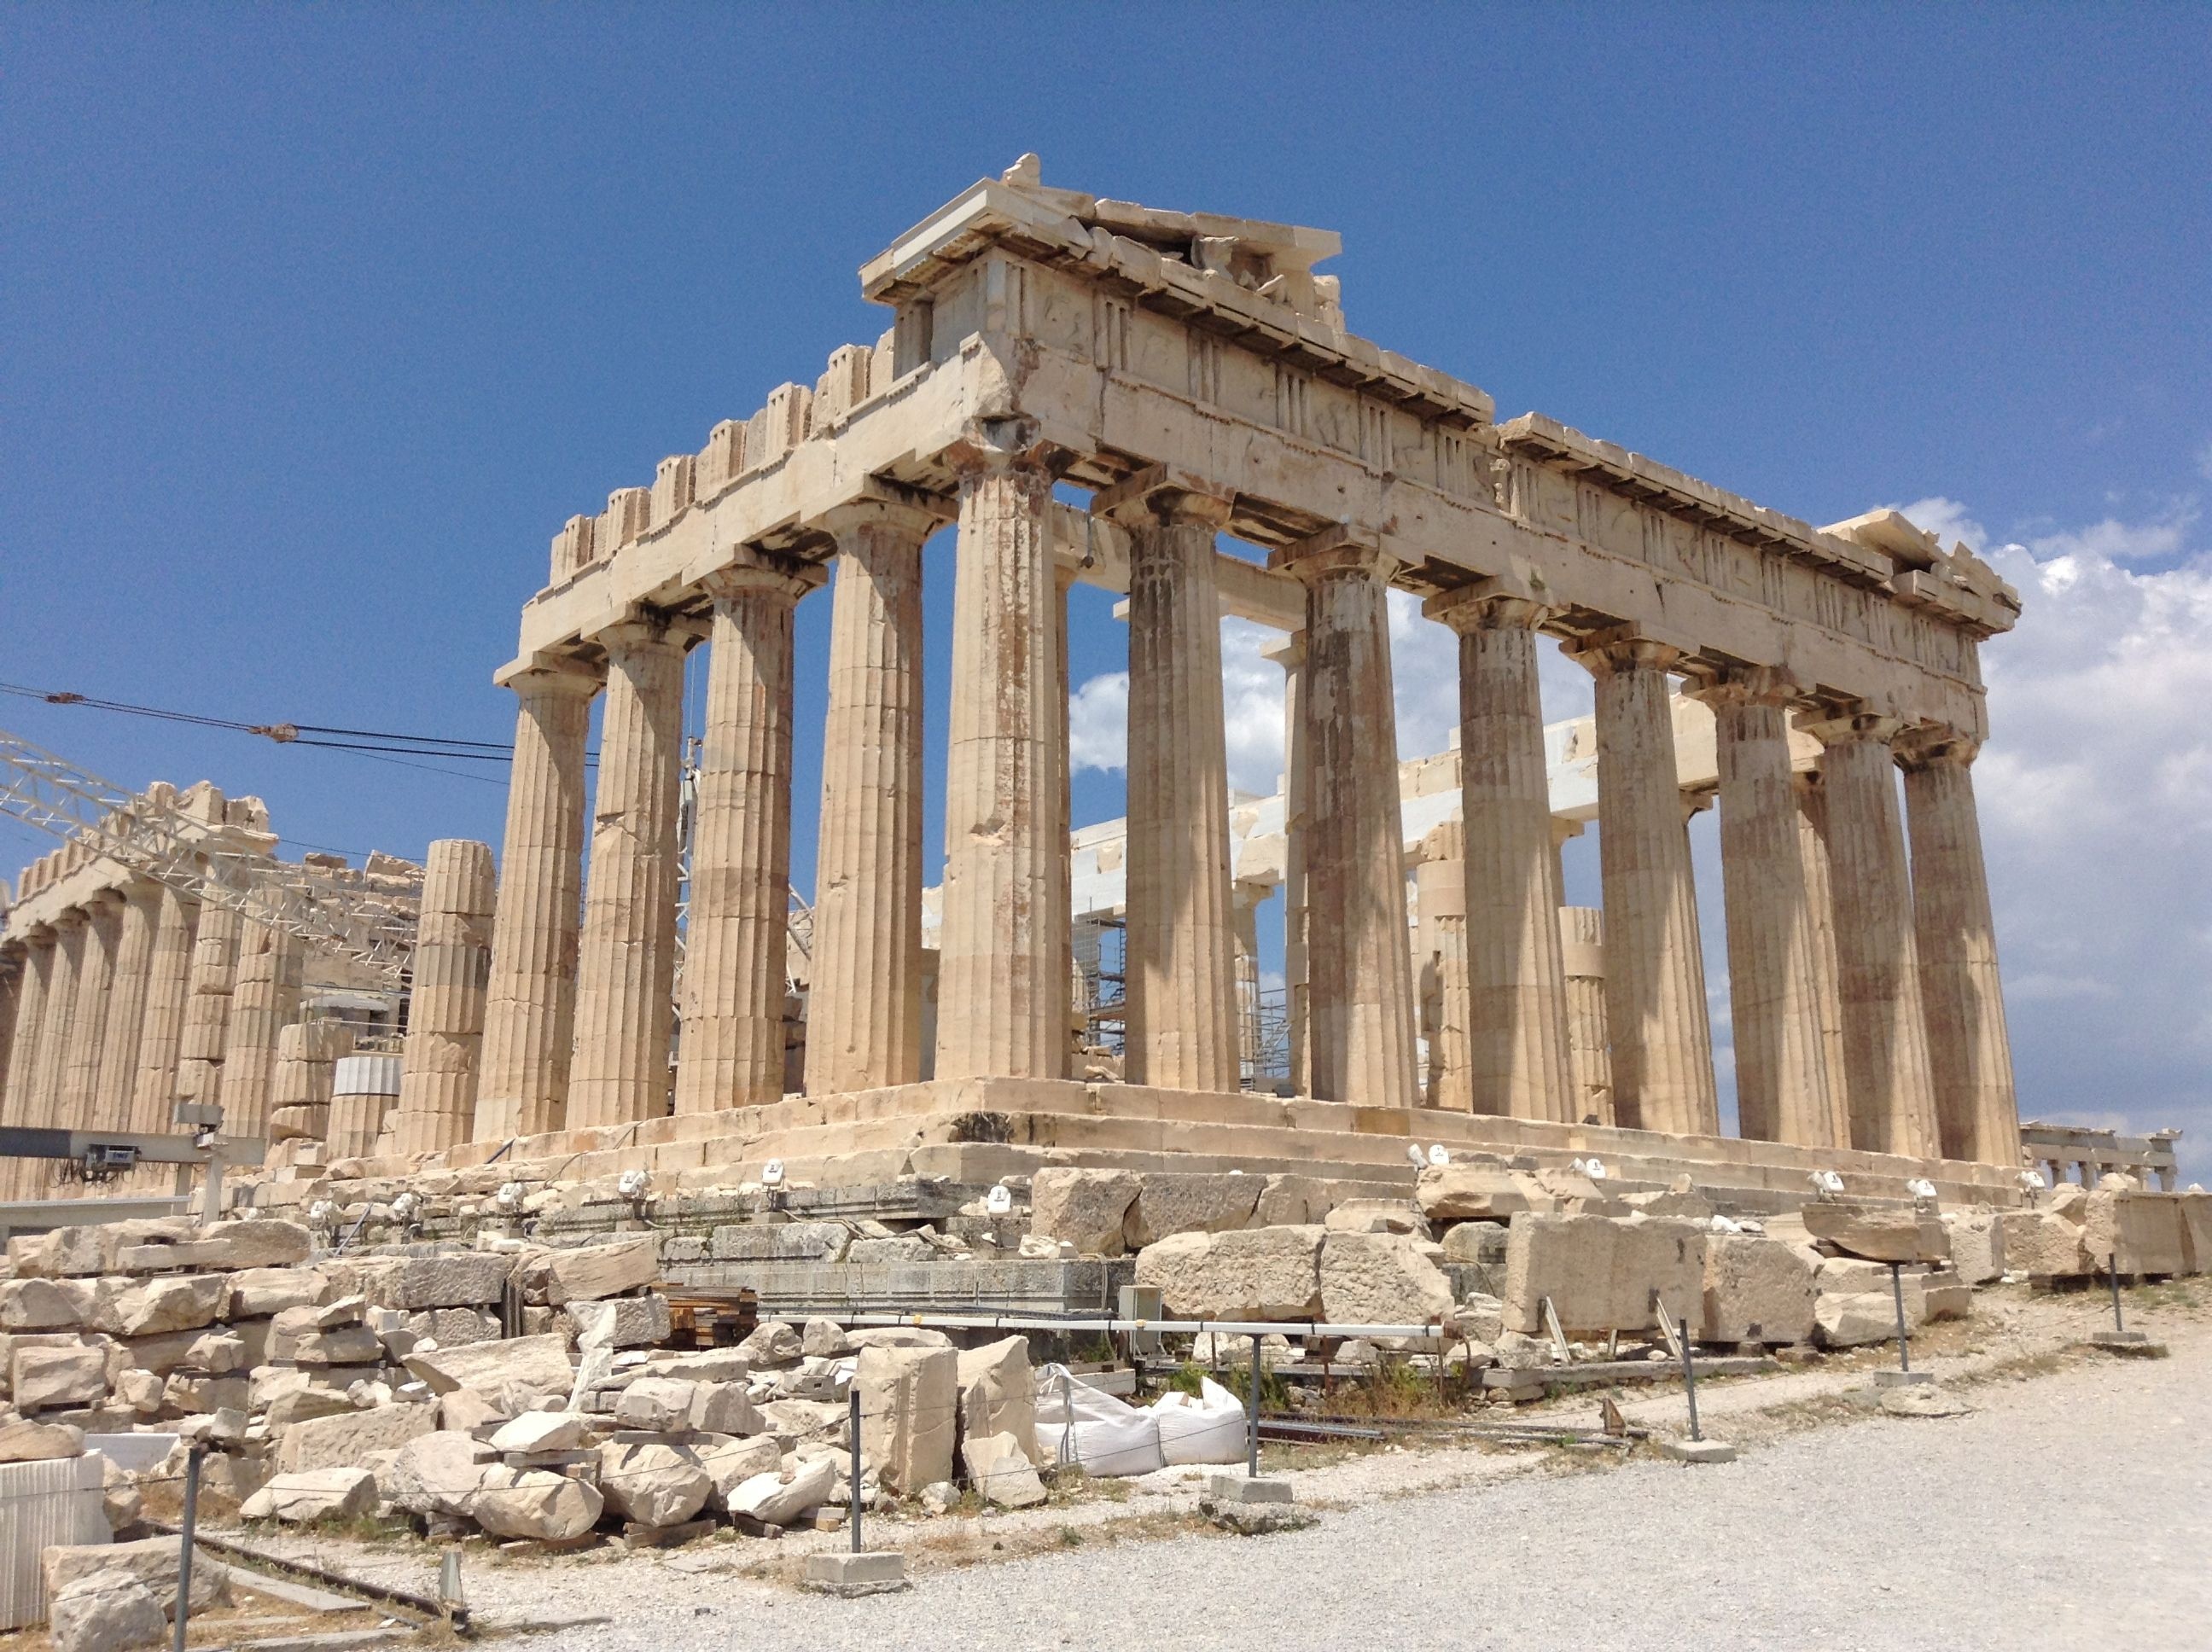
xmin=474 ymin=440 xmax=2017 ymax=1167
xmin=0 ymin=877 xmax=319 ymax=1195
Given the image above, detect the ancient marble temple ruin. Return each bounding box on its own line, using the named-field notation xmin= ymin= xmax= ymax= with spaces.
xmin=0 ymin=161 xmax=2029 ymax=1207
xmin=437 ymin=160 xmax=2026 ymax=1205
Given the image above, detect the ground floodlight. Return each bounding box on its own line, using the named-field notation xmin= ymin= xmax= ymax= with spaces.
xmin=986 ymin=1184 xmax=1014 ymax=1215
xmin=762 ymin=1158 xmax=786 ymax=1187
xmin=1406 ymin=1143 xmax=1428 ymax=1166
xmin=1427 ymin=1143 xmax=1451 ymax=1167
xmin=307 ymin=1199 xmax=337 ymax=1230
xmin=494 ymin=1181 xmax=525 ymax=1213
xmin=2019 ymin=1169 xmax=2048 ymax=1190
xmin=618 ymin=1168 xmax=651 ymax=1201
xmin=1906 ymin=1178 xmax=1937 ymax=1200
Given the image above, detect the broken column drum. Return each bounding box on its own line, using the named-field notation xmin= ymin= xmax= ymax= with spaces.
xmin=391 ymin=839 xmax=496 ymax=1155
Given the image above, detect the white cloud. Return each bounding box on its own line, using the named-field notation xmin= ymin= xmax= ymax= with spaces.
xmin=1897 ymin=496 xmax=1988 ymax=552
xmin=2025 ymin=509 xmax=2195 ymax=567
xmin=1067 ymin=670 xmax=1127 ymax=774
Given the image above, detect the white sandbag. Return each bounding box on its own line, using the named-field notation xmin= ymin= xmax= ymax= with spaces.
xmin=1032 ymin=1364 xmax=1165 ymax=1477
xmin=1150 ymin=1376 xmax=1249 ymax=1465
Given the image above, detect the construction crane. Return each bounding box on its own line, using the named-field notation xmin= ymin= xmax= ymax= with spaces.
xmin=0 ymin=726 xmax=420 ymax=985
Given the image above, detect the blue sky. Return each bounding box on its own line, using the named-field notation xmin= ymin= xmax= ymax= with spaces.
xmin=4 ymin=8 xmax=2207 ymax=1175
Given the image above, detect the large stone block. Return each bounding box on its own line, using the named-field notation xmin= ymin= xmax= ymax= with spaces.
xmin=44 ymin=1536 xmax=229 ymax=1618
xmin=240 ymin=1467 xmax=378 ymax=1524
xmin=1133 ymin=1225 xmax=1325 ymax=1320
xmin=1028 ymin=1168 xmax=1143 ymax=1256
xmin=379 ymin=1431 xmax=491 ymax=1516
xmin=961 ymin=1430 xmax=1046 ymax=1508
xmin=111 ymin=1277 xmax=229 ymax=1339
xmin=728 ymin=1456 xmax=834 ymax=1526
xmin=13 ymin=1345 xmax=108 ymax=1412
xmin=2084 ymin=1190 xmax=2187 ymax=1275
xmin=1502 ymin=1215 xmax=1707 ymax=1336
xmin=50 ymin=1573 xmax=167 ymax=1652
xmin=515 ymin=1237 xmax=659 ymax=1304
xmin=707 ymin=1223 xmax=850 ymax=1262
xmin=561 ymin=1294 xmax=671 ymax=1350
xmin=361 ymin=1254 xmax=514 ymax=1311
xmin=1941 ymin=1212 xmax=2007 ymax=1285
xmin=1125 ymin=1174 xmax=1265 ymax=1248
xmin=1800 ymin=1201 xmax=1949 ymax=1264
xmin=1415 ymin=1164 xmax=1529 ymax=1223
xmin=856 ymin=1344 xmax=955 ymax=1496
xmin=228 ymin=1269 xmax=330 ymax=1320
xmin=955 ymin=1335 xmax=1039 ymax=1463
xmin=696 ymin=1434 xmax=782 ymax=1507
xmin=119 ymin=1220 xmax=311 ymax=1273
xmin=0 ymin=1278 xmax=86 ymax=1332
xmin=404 ymin=1334 xmax=573 ymax=1412
xmin=276 ymin=1401 xmax=435 ymax=1473
xmin=2180 ymin=1192 xmax=2212 ymax=1276
xmin=1814 ymin=1289 xmax=1923 ymax=1348
xmin=597 ymin=1440 xmax=711 ymax=1528
xmin=1316 ymin=1233 xmax=1454 ymax=1332
xmin=471 ymin=1467 xmax=603 ymax=1541
xmin=1701 ymin=1236 xmax=1817 ymax=1345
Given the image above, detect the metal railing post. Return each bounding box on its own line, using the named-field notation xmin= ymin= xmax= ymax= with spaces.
xmin=847 ymin=1387 xmax=862 ymax=1552
xmin=172 ymin=1444 xmax=204 ymax=1652
xmin=1247 ymin=1332 xmax=1262 ymax=1477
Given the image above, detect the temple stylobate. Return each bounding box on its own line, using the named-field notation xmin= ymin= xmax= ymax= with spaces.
xmin=463 ymin=157 xmax=2025 ymax=1202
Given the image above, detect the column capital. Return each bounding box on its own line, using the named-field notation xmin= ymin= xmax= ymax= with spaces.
xmin=1796 ymin=707 xmax=1906 ymax=748
xmin=1893 ymin=722 xmax=1981 ymax=771
xmin=509 ymin=658 xmax=605 ymax=700
xmin=591 ymin=609 xmax=690 ymax=656
xmin=944 ymin=418 xmax=1068 ymax=486
xmin=1089 ymin=462 xmax=1237 ymax=531
xmin=1684 ymin=664 xmax=1807 ymax=712
xmin=814 ymin=487 xmax=948 ymax=544
xmin=1267 ymin=523 xmax=1400 ymax=585
xmin=1564 ymin=626 xmax=1683 ymax=677
xmin=1422 ymin=580 xmax=1551 ymax=634
xmin=1260 ymin=629 xmax=1306 ymax=671
xmin=700 ymin=546 xmax=825 ymax=608
xmin=49 ymin=908 xmax=87 ymax=934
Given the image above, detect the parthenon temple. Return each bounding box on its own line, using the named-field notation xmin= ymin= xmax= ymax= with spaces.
xmin=2 ymin=160 xmax=2034 ymax=1208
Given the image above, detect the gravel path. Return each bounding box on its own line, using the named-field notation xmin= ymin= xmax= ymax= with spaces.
xmin=466 ymin=1324 xmax=2208 ymax=1652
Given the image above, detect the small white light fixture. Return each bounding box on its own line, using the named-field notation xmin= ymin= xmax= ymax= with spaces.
xmin=1427 ymin=1144 xmax=1451 ymax=1168
xmin=617 ymin=1168 xmax=651 ymax=1201
xmin=307 ymin=1198 xmax=338 ymax=1230
xmin=1709 ymin=1214 xmax=1741 ymax=1234
xmin=494 ymin=1180 xmax=525 ymax=1213
xmin=391 ymin=1191 xmax=422 ymax=1229
xmin=761 ymin=1158 xmax=786 ymax=1188
xmin=1571 ymin=1156 xmax=1609 ymax=1182
xmin=986 ymin=1184 xmax=1014 ymax=1216
xmin=1738 ymin=1218 xmax=1766 ymax=1235
xmin=2018 ymin=1168 xmax=2048 ymax=1191
xmin=1906 ymin=1178 xmax=1938 ymax=1201
xmin=1406 ymin=1143 xmax=1428 ymax=1167
xmin=1809 ymin=1168 xmax=1847 ymax=1196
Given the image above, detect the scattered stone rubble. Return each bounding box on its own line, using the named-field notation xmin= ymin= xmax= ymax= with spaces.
xmin=3 ymin=1158 xmax=2203 ymax=1639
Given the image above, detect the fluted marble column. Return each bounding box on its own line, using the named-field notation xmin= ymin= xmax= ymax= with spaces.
xmin=1101 ymin=472 xmax=1240 ymax=1093
xmin=90 ymin=882 xmax=160 ymax=1134
xmin=57 ymin=894 xmax=121 ymax=1130
xmin=1415 ymin=824 xmax=1470 ymax=1111
xmin=1558 ymin=907 xmax=1613 ymax=1125
xmin=476 ymin=664 xmax=598 ymax=1140
xmin=224 ymin=918 xmax=301 ymax=1138
xmin=1570 ymin=636 xmax=1719 ymax=1136
xmin=266 ymin=1020 xmax=354 ymax=1160
xmin=129 ymin=888 xmax=198 ymax=1137
xmin=806 ymin=502 xmax=934 ymax=1095
xmin=1427 ymin=587 xmax=1575 ymax=1121
xmin=1802 ymin=713 xmax=1940 ymax=1159
xmin=1262 ymin=633 xmax=1312 ymax=1096
xmin=176 ymin=904 xmax=242 ymax=1118
xmin=1791 ymin=775 xmax=1854 ymax=1149
xmin=935 ymin=429 xmax=1067 ymax=1082
xmin=35 ymin=910 xmax=89 ymax=1132
xmin=678 ymin=554 xmax=823 ymax=1113
xmin=1897 ymin=727 xmax=2018 ymax=1166
xmin=569 ymin=619 xmax=687 ymax=1129
xmin=0 ymin=945 xmax=22 ymax=1129
xmin=1270 ymin=529 xmax=1418 ymax=1108
xmin=1694 ymin=672 xmax=1838 ymax=1147
xmin=1 ymin=931 xmax=55 ymax=1196
xmin=393 ymin=839 xmax=497 ymax=1153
